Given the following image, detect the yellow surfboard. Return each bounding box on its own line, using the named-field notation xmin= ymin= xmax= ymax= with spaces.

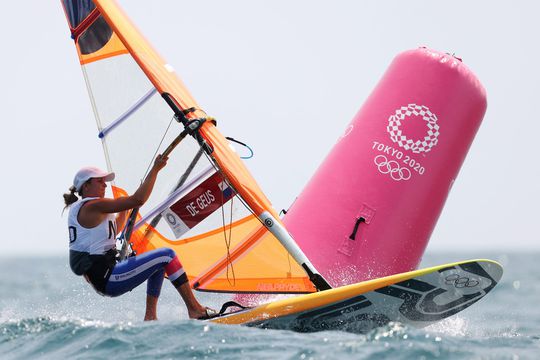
xmin=209 ymin=259 xmax=503 ymax=333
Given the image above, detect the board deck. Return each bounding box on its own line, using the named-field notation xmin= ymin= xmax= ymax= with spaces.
xmin=209 ymin=259 xmax=503 ymax=333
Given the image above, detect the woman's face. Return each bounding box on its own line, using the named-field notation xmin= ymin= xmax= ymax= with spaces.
xmin=83 ymin=177 xmax=107 ymax=198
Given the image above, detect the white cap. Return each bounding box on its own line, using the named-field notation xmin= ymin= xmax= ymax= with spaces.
xmin=73 ymin=166 xmax=115 ymax=192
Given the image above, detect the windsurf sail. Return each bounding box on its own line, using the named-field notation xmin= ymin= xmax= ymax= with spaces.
xmin=62 ymin=0 xmax=330 ymax=293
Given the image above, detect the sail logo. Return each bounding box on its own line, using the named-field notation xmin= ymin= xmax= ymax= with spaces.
xmin=387 ymin=104 xmax=440 ymax=154
xmin=165 ymin=213 xmax=177 ymax=225
xmin=218 ymin=181 xmax=233 ymax=198
xmin=162 ymin=208 xmax=190 ymax=238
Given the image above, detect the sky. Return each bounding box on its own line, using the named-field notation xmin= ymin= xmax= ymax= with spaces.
xmin=1 ymin=0 xmax=538 ymax=256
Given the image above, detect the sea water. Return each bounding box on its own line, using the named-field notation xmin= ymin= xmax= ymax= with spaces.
xmin=0 ymin=252 xmax=538 ymax=359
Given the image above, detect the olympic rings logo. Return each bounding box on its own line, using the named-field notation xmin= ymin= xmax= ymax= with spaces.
xmin=387 ymin=104 xmax=440 ymax=154
xmin=444 ymin=274 xmax=480 ymax=288
xmin=374 ymin=155 xmax=411 ymax=181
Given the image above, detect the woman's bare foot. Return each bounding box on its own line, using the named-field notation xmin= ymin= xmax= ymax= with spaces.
xmin=188 ymin=306 xmax=217 ymax=320
xmin=176 ymin=282 xmax=216 ymax=319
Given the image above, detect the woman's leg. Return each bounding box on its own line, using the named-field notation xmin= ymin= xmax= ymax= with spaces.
xmin=145 ymin=295 xmax=159 ymax=321
xmin=105 ymin=250 xmax=170 ymax=297
xmin=159 ymin=249 xmax=209 ymax=319
xmin=177 ymin=281 xmax=209 ymax=319
xmin=104 ymin=248 xmax=210 ymax=319
xmin=144 ymin=269 xmax=165 ymax=320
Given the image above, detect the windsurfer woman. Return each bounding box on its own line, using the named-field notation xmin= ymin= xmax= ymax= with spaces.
xmin=63 ymin=154 xmax=214 ymax=321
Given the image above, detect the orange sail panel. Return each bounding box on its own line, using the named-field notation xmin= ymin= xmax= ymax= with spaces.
xmin=141 ymin=215 xmax=315 ymax=293
xmin=62 ymin=0 xmax=313 ymax=293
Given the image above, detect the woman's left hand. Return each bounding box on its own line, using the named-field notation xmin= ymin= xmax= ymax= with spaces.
xmin=153 ymin=154 xmax=168 ymax=172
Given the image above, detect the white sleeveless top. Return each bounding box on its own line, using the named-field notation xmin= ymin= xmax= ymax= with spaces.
xmin=68 ymin=197 xmax=117 ymax=255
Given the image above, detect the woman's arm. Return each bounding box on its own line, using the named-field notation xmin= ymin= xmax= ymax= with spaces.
xmin=116 ymin=209 xmax=129 ymax=232
xmin=84 ymin=154 xmax=168 ymax=216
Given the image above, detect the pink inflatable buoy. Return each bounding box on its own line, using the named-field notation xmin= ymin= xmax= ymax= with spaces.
xmin=283 ymin=47 xmax=487 ymax=286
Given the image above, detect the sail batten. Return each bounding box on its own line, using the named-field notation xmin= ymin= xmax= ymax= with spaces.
xmin=99 ymin=87 xmax=158 ymax=138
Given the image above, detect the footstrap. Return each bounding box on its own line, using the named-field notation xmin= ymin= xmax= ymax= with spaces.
xmin=218 ymin=301 xmax=250 ymax=315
